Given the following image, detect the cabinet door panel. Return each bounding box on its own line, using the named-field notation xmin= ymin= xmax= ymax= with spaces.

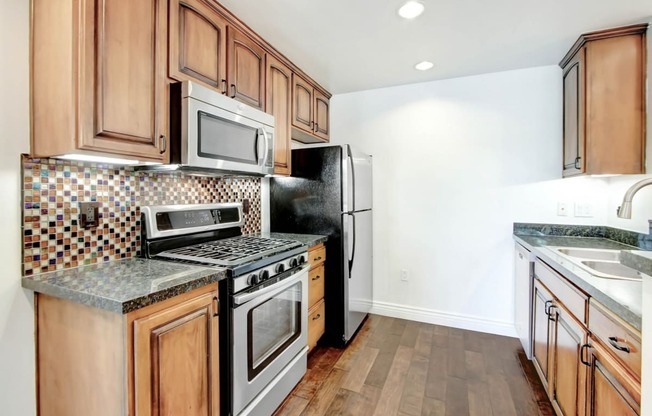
xmin=169 ymin=0 xmax=227 ymax=89
xmin=266 ymin=55 xmax=292 ymax=175
xmin=292 ymin=74 xmax=314 ymax=133
xmin=314 ymin=90 xmax=330 ymax=141
xmin=134 ymin=292 xmax=219 ymax=416
xmin=532 ymin=280 xmax=553 ymax=390
xmin=81 ymin=0 xmax=167 ymax=160
xmin=562 ymin=50 xmax=584 ymax=177
xmin=228 ymin=27 xmax=265 ymax=110
xmin=550 ymin=305 xmax=587 ymax=416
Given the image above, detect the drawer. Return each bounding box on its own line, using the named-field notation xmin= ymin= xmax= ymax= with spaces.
xmin=589 ymin=300 xmax=641 ymax=380
xmin=308 ymin=244 xmax=326 ymax=268
xmin=535 ymin=259 xmax=588 ymax=324
xmin=308 ymin=264 xmax=325 ymax=310
xmin=307 ymin=300 xmax=325 ymax=351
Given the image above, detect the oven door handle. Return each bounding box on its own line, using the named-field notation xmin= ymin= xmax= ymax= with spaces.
xmin=233 ymin=264 xmax=310 ymax=306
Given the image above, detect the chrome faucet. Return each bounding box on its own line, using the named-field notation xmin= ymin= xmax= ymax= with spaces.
xmin=616 ymin=177 xmax=652 ymax=219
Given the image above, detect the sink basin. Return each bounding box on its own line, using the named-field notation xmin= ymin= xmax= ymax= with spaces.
xmin=552 ymin=247 xmax=620 ymax=262
xmin=580 ymin=261 xmax=642 ymax=281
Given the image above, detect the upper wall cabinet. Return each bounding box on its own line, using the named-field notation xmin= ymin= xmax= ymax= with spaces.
xmin=32 ymin=0 xmax=169 ymax=162
xmin=169 ymin=0 xmax=228 ymax=92
xmin=227 ymin=27 xmax=266 ymax=111
xmin=560 ymin=24 xmax=647 ymax=177
xmin=292 ymin=74 xmax=330 ymax=143
xmin=266 ymin=55 xmax=293 ymax=175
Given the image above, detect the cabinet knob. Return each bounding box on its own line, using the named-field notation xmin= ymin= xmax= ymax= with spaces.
xmin=159 ymin=135 xmax=167 ymax=154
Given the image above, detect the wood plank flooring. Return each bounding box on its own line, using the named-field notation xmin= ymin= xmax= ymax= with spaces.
xmin=274 ymin=315 xmax=554 ymax=416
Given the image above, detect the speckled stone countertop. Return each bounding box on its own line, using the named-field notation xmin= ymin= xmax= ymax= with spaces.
xmin=22 ymin=258 xmax=227 ymax=314
xmin=513 ymin=224 xmax=649 ymax=331
xmin=262 ymin=232 xmax=328 ymax=248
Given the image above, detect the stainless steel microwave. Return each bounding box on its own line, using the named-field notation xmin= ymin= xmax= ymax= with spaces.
xmin=169 ymin=81 xmax=275 ymax=176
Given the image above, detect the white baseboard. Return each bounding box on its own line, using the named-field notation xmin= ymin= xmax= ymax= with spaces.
xmin=370 ymin=301 xmax=517 ymax=338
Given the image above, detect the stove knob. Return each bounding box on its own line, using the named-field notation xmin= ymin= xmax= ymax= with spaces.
xmin=289 ymin=258 xmax=298 ymax=268
xmin=248 ymin=274 xmax=260 ymax=285
xmin=298 ymin=255 xmax=306 ymax=265
xmin=259 ymin=270 xmax=270 ymax=281
xmin=275 ymin=264 xmax=285 ymax=273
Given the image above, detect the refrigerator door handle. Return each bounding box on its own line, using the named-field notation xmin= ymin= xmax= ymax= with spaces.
xmin=348 ymin=213 xmax=356 ymax=277
xmin=347 ymin=145 xmax=356 ymax=212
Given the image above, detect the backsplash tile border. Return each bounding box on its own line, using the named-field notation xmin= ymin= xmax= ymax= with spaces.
xmin=22 ymin=156 xmax=262 ymax=276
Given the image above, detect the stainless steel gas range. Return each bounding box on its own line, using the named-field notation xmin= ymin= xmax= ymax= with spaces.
xmin=141 ymin=203 xmax=310 ymax=416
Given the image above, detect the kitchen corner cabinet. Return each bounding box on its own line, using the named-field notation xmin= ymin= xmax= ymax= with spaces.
xmin=169 ymin=0 xmax=228 ymax=91
xmin=292 ymin=74 xmax=331 ymax=143
xmin=266 ymin=55 xmax=293 ymax=175
xmin=36 ymin=284 xmax=220 ymax=416
xmin=560 ymin=24 xmax=647 ymax=177
xmin=227 ymin=27 xmax=266 ymax=110
xmin=31 ymin=0 xmax=169 ymax=162
xmin=307 ymin=243 xmax=326 ymax=351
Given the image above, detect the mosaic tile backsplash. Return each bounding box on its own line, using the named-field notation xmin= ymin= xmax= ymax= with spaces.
xmin=22 ymin=157 xmax=262 ymax=276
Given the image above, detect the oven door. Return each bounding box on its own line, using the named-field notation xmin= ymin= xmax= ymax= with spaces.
xmin=232 ymin=264 xmax=309 ymax=415
xmin=183 ymin=96 xmax=274 ymax=175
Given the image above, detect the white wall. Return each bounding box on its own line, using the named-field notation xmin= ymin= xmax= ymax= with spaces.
xmin=330 ymin=65 xmax=615 ymax=335
xmin=0 ymin=0 xmax=35 ymax=414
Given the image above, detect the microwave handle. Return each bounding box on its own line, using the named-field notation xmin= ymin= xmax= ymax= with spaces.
xmin=259 ymin=127 xmax=271 ymax=167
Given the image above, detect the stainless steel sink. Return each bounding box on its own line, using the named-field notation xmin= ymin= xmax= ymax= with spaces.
xmin=580 ymin=261 xmax=642 ymax=281
xmin=552 ymin=247 xmax=620 ymax=261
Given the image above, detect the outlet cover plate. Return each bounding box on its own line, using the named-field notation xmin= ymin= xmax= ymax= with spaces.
xmin=80 ymin=202 xmax=100 ymax=228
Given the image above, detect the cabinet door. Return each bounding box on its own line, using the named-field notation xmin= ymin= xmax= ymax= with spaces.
xmin=80 ymin=0 xmax=168 ymax=161
xmin=266 ymin=55 xmax=292 ymax=175
xmin=133 ymin=291 xmax=219 ymax=416
xmin=292 ymin=74 xmax=314 ymax=134
xmin=169 ymin=0 xmax=227 ymax=92
xmin=227 ymin=27 xmax=266 ymax=110
xmin=549 ymin=303 xmax=588 ymax=416
xmin=313 ymin=90 xmax=330 ymax=141
xmin=532 ymin=279 xmax=553 ymax=391
xmin=562 ymin=49 xmax=585 ymax=177
xmin=587 ymin=339 xmax=640 ymax=416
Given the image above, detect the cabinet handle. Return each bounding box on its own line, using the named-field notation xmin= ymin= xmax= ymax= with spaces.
xmin=544 ymin=300 xmax=552 ymax=316
xmin=312 ymin=275 xmax=321 ymax=281
xmin=159 ymin=135 xmax=167 ymax=154
xmin=230 ymin=83 xmax=237 ymax=98
xmin=580 ymin=344 xmax=591 ymax=366
xmin=574 ymin=156 xmax=581 ymax=170
xmin=212 ymin=296 xmax=219 ymax=317
xmin=221 ymin=79 xmax=227 ymax=95
xmin=315 ymin=122 xmax=319 ymax=132
xmin=314 ymin=256 xmax=322 ymax=261
xmin=312 ymin=313 xmax=321 ymax=321
xmin=608 ymin=337 xmax=631 ymax=353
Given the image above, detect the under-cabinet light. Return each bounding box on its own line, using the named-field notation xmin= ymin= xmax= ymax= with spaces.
xmin=398 ymin=1 xmax=425 ymax=19
xmin=58 ymin=154 xmax=161 ymax=166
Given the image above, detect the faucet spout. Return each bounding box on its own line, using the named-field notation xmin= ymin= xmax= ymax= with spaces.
xmin=617 ymin=177 xmax=652 ymax=219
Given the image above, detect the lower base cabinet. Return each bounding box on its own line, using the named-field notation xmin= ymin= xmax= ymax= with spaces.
xmin=307 ymin=243 xmax=326 ymax=351
xmin=36 ymin=284 xmax=220 ymax=416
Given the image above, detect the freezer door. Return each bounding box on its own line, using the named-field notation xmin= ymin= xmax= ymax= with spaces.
xmin=343 ymin=210 xmax=373 ymax=342
xmin=345 ymin=145 xmax=372 ymax=212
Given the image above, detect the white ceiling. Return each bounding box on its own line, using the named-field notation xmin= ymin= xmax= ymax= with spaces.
xmin=218 ymin=0 xmax=652 ymax=94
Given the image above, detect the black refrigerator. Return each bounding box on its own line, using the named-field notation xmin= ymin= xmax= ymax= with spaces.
xmin=270 ymin=144 xmax=373 ymax=347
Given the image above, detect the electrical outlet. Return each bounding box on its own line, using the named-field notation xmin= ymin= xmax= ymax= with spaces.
xmin=80 ymin=202 xmax=100 ymax=229
xmin=400 ymin=269 xmax=409 ymax=282
xmin=557 ymin=202 xmax=569 ymax=216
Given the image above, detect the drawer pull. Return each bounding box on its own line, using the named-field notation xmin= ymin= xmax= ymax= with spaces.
xmin=312 ymin=275 xmax=321 ymax=281
xmin=312 ymin=313 xmax=321 ymax=321
xmin=608 ymin=337 xmax=631 ymax=353
xmin=580 ymin=344 xmax=591 ymax=367
xmin=313 ymin=256 xmax=323 ymax=261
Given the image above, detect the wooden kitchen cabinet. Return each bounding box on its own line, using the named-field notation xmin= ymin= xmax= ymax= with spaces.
xmin=307 ymin=243 xmax=326 ymax=351
xmin=32 ymin=0 xmax=169 ymax=162
xmin=36 ymin=284 xmax=220 ymax=416
xmin=532 ymin=278 xmax=554 ymax=388
xmin=227 ymin=26 xmax=266 ymax=110
xmin=266 ymin=55 xmax=293 ymax=175
xmin=292 ymin=74 xmax=331 ymax=143
xmin=169 ymin=0 xmax=228 ymax=92
xmin=559 ymin=24 xmax=647 ymax=177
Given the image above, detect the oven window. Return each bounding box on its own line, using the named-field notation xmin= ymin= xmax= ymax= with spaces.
xmin=247 ymin=281 xmax=302 ymax=380
xmin=197 ymin=111 xmax=259 ymax=165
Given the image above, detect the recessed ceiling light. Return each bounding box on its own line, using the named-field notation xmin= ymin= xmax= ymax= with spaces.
xmin=415 ymin=61 xmax=434 ymax=71
xmin=398 ymin=1 xmax=425 ymax=19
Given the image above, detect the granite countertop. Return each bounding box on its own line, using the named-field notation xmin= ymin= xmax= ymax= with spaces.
xmin=21 ymin=232 xmax=328 ymax=314
xmin=22 ymin=258 xmax=227 ymax=314
xmin=513 ymin=230 xmax=645 ymax=331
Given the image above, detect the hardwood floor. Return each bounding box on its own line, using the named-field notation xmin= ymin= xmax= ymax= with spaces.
xmin=274 ymin=315 xmax=554 ymax=416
